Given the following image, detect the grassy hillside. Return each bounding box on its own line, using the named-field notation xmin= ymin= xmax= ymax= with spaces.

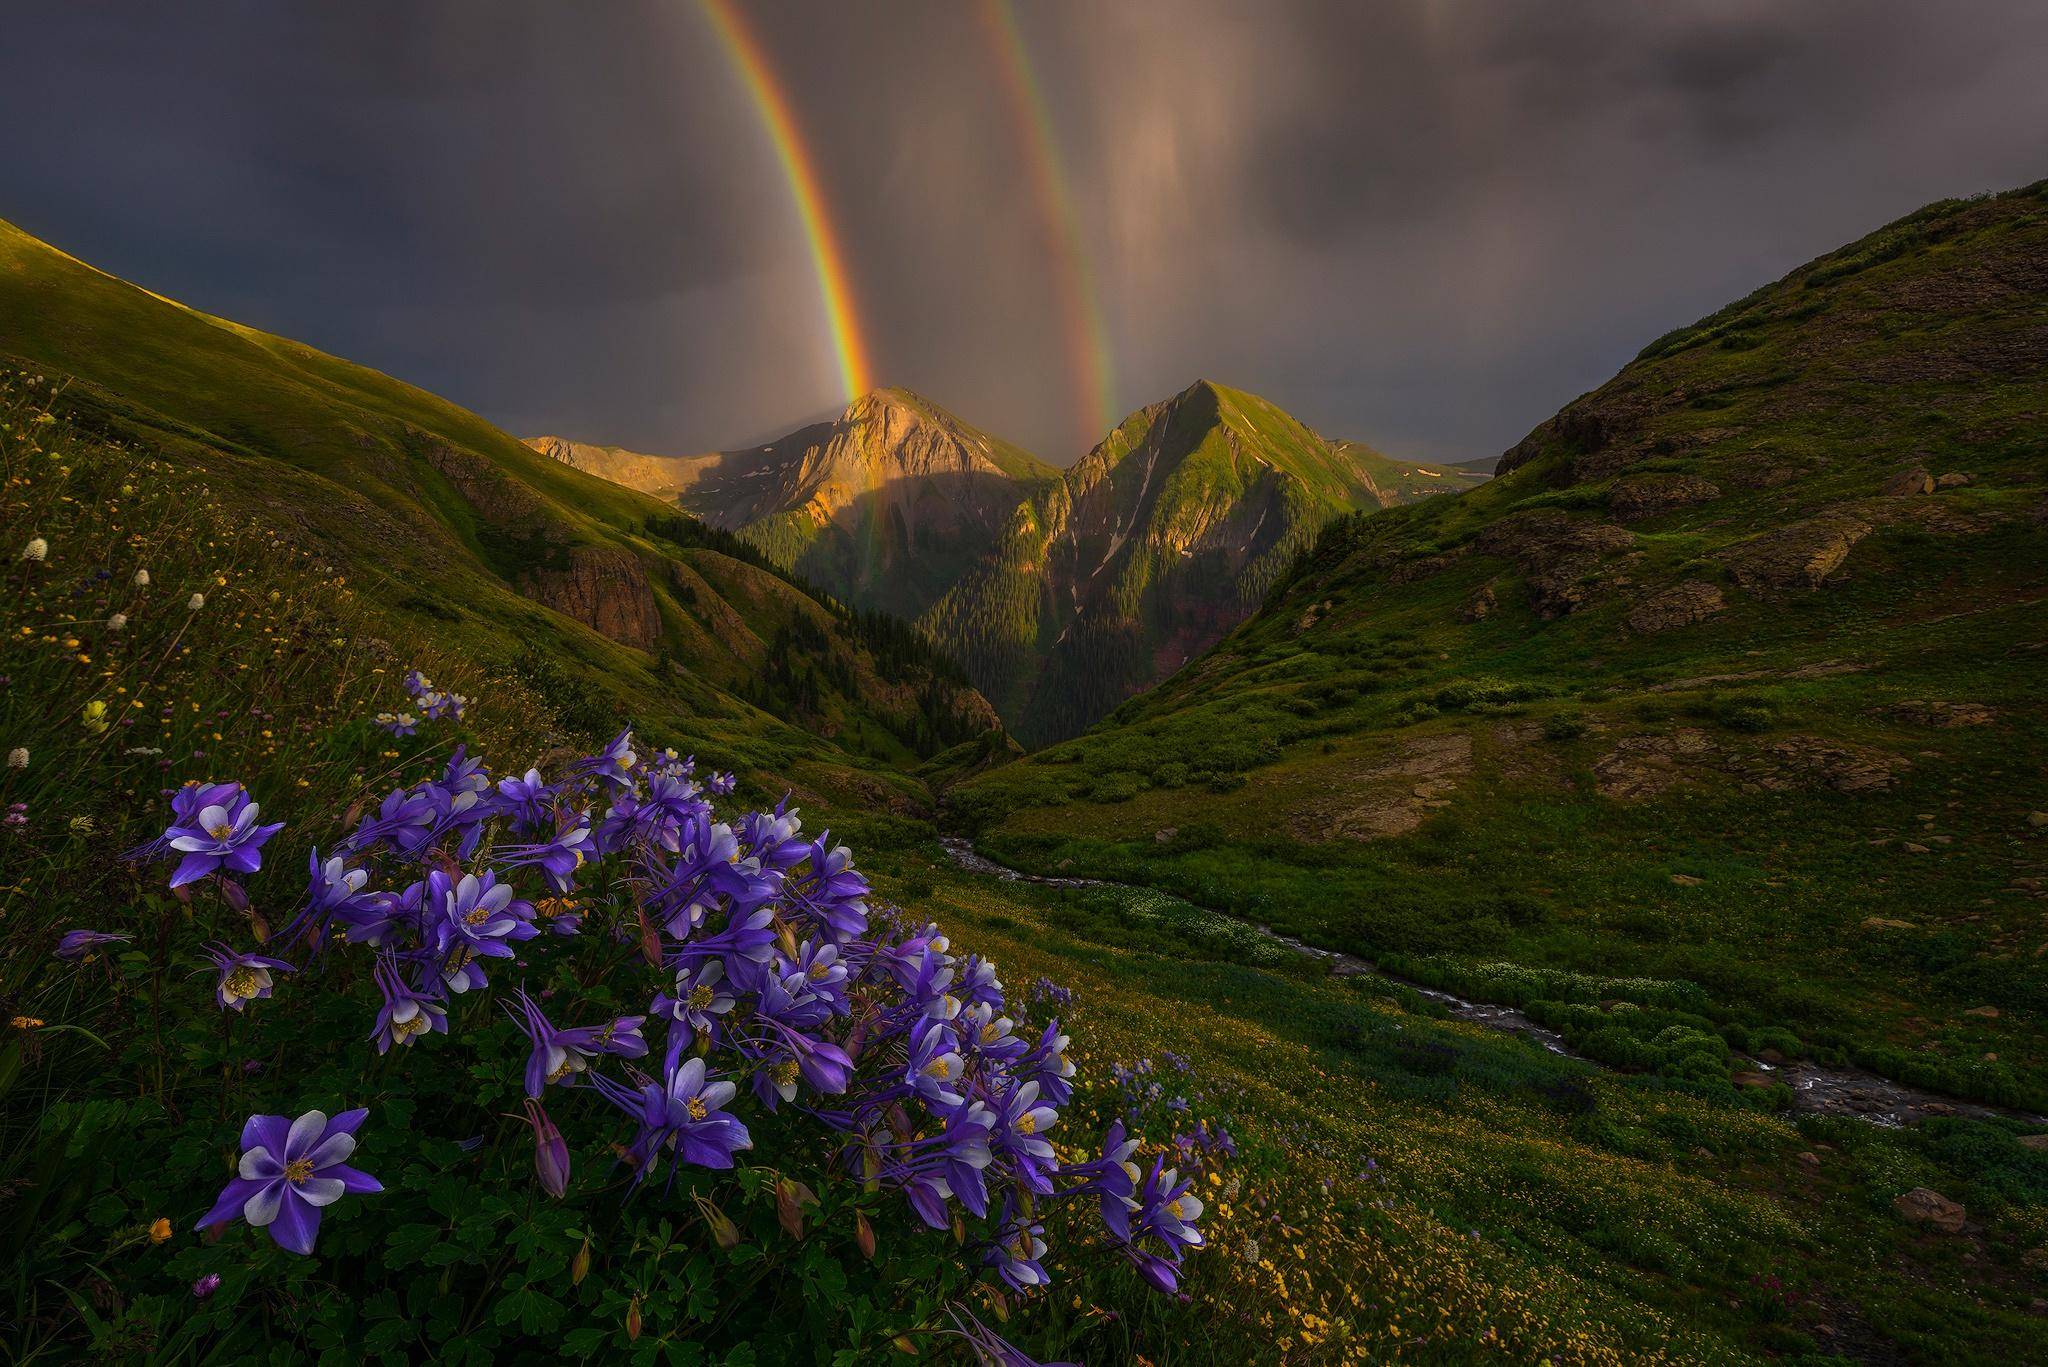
xmin=951 ymin=182 xmax=2048 ymax=1112
xmin=0 ymin=218 xmax=998 ymax=791
xmin=1331 ymin=438 xmax=1490 ymax=503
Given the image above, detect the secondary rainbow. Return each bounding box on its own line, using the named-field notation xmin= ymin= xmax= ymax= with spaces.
xmin=980 ymin=0 xmax=1119 ymax=448
xmin=696 ymin=0 xmax=874 ymax=402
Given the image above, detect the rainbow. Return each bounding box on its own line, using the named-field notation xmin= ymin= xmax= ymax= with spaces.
xmin=980 ymin=0 xmax=1119 ymax=447
xmin=696 ymin=0 xmax=874 ymax=403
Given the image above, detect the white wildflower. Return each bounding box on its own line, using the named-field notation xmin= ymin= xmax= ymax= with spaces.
xmin=132 ymin=569 xmax=150 ymax=587
xmin=6 ymin=748 xmax=26 ymax=770
xmin=107 ymin=613 xmax=127 ymax=631
xmin=20 ymin=537 xmax=47 ymax=562
xmin=187 ymin=593 xmax=205 ymax=611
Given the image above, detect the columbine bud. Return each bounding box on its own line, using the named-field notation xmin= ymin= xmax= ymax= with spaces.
xmin=6 ymin=748 xmax=25 ymax=770
xmin=775 ymin=1178 xmax=807 ymax=1239
xmin=20 ymin=537 xmax=47 ymax=562
xmin=107 ymin=613 xmax=127 ymax=630
xmin=624 ymin=1296 xmax=642 ymax=1342
xmin=855 ymin=1211 xmax=876 ymax=1260
xmin=132 ymin=569 xmax=150 ymax=586
xmin=522 ymin=1099 xmax=570 ymax=1198
xmin=187 ymin=593 xmax=206 ymax=611
xmin=703 ymin=1200 xmax=739 ymax=1250
xmin=570 ymin=1237 xmax=591 ymax=1286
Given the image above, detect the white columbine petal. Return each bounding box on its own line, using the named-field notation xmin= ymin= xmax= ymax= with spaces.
xmin=244 ymin=1181 xmax=285 ymax=1226
xmin=239 ymin=1146 xmax=280 ymax=1179
xmin=302 ymin=1131 xmax=357 ymax=1168
xmin=295 ymin=1176 xmax=347 ymax=1207
xmin=285 ymin=1109 xmax=329 ymax=1161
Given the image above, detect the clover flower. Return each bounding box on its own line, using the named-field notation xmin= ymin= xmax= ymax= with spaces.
xmin=190 ymin=1273 xmax=220 ymax=1299
xmin=195 ymin=1108 xmax=381 ymax=1255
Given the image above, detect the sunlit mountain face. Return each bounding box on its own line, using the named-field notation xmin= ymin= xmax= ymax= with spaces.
xmin=4 ymin=4 xmax=2048 ymax=1362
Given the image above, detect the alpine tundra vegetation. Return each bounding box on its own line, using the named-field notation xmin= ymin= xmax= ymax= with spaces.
xmin=3 ymin=7 xmax=2048 ymax=1362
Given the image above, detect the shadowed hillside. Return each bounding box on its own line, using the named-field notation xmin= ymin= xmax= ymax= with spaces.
xmin=952 ymin=181 xmax=2048 ymax=1109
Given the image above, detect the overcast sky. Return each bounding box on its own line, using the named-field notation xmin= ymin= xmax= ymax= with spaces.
xmin=4 ymin=2 xmax=2046 ymax=464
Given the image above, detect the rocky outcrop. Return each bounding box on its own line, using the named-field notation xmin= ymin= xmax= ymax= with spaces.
xmin=1882 ymin=467 xmax=1935 ymax=496
xmin=1893 ymin=1188 xmax=1966 ymax=1234
xmin=1473 ymin=512 xmax=1635 ymax=618
xmin=1718 ymin=513 xmax=1871 ymax=591
xmin=1299 ymin=733 xmax=1474 ymax=840
xmin=1625 ymin=580 xmax=1725 ymax=634
xmin=1594 ymin=729 xmax=1906 ymax=801
xmin=1890 ymin=700 xmax=1996 ymax=728
xmin=520 ymin=547 xmax=665 ymax=650
xmin=1610 ymin=474 xmax=1721 ymax=522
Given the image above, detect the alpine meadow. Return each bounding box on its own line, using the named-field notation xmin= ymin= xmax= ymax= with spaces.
xmin=2 ymin=5 xmax=2047 ymax=1365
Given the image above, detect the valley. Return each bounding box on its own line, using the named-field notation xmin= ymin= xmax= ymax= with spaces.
xmin=3 ymin=180 xmax=2045 ymax=1365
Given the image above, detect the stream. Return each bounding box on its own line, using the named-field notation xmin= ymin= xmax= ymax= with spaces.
xmin=938 ymin=837 xmax=2040 ymax=1130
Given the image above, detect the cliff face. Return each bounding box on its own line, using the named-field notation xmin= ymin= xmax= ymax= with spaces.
xmin=519 ymin=547 xmax=665 ymax=649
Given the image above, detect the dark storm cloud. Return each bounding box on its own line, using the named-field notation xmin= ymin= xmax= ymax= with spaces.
xmin=2 ymin=2 xmax=2045 ymax=463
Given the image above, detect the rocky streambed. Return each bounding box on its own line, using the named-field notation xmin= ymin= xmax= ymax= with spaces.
xmin=937 ymin=837 xmax=2039 ymax=1129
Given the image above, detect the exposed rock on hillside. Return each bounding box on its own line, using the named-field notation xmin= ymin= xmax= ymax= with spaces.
xmin=1719 ymin=513 xmax=1871 ymax=591
xmin=519 ymin=547 xmax=664 ymax=650
xmin=1625 ymin=580 xmax=1725 ymax=634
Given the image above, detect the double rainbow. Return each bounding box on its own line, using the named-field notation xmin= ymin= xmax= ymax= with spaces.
xmin=698 ymin=0 xmax=1116 ymax=449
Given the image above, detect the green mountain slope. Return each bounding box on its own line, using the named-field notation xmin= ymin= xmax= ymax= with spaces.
xmin=549 ymin=381 xmax=1390 ymax=745
xmin=918 ymin=380 xmax=1388 ymax=742
xmin=1332 ymin=438 xmax=1490 ymax=502
xmin=951 ymin=181 xmax=2048 ymax=1107
xmin=0 ymin=217 xmax=1000 ymax=791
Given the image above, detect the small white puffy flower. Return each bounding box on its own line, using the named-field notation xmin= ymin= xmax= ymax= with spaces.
xmin=132 ymin=569 xmax=150 ymax=587
xmin=6 ymin=748 xmax=26 ymax=770
xmin=20 ymin=537 xmax=47 ymax=562
xmin=187 ymin=593 xmax=206 ymax=611
xmin=107 ymin=613 xmax=127 ymax=631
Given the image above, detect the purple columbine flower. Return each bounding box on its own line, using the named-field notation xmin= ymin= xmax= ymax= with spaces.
xmin=162 ymin=784 xmax=282 ymax=888
xmin=374 ymin=711 xmax=418 ymax=739
xmin=591 ymin=1056 xmax=751 ymax=1179
xmin=985 ymin=1221 xmax=1051 ymax=1291
xmin=369 ymin=955 xmax=447 ymax=1053
xmin=575 ymin=728 xmax=638 ymax=792
xmin=202 ymin=942 xmax=296 ymax=1011
xmin=507 ymin=988 xmax=645 ymax=1098
xmin=195 ymin=1108 xmax=382 ymax=1256
xmin=55 ymin=928 xmax=129 ymax=960
xmin=429 ymin=869 xmax=536 ymax=992
xmin=649 ymin=958 xmax=735 ymax=1062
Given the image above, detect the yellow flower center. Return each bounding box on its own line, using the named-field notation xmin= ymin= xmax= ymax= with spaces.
xmin=464 ymin=905 xmax=492 ymax=926
xmin=223 ymin=967 xmax=260 ymax=999
xmin=1167 ymin=1198 xmax=1186 ymax=1219
xmin=394 ymin=1013 xmax=428 ymax=1039
xmin=686 ymin=984 xmax=716 ymax=1011
xmin=923 ymin=1057 xmax=954 ymax=1079
xmin=1016 ymin=1113 xmax=1036 ymax=1135
xmin=548 ymin=1057 xmax=577 ymax=1083
xmin=208 ymin=822 xmax=234 ymax=840
xmin=283 ymin=1158 xmax=314 ymax=1184
xmin=772 ymin=1059 xmax=800 ymax=1087
xmin=686 ymin=1096 xmax=708 ymax=1121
